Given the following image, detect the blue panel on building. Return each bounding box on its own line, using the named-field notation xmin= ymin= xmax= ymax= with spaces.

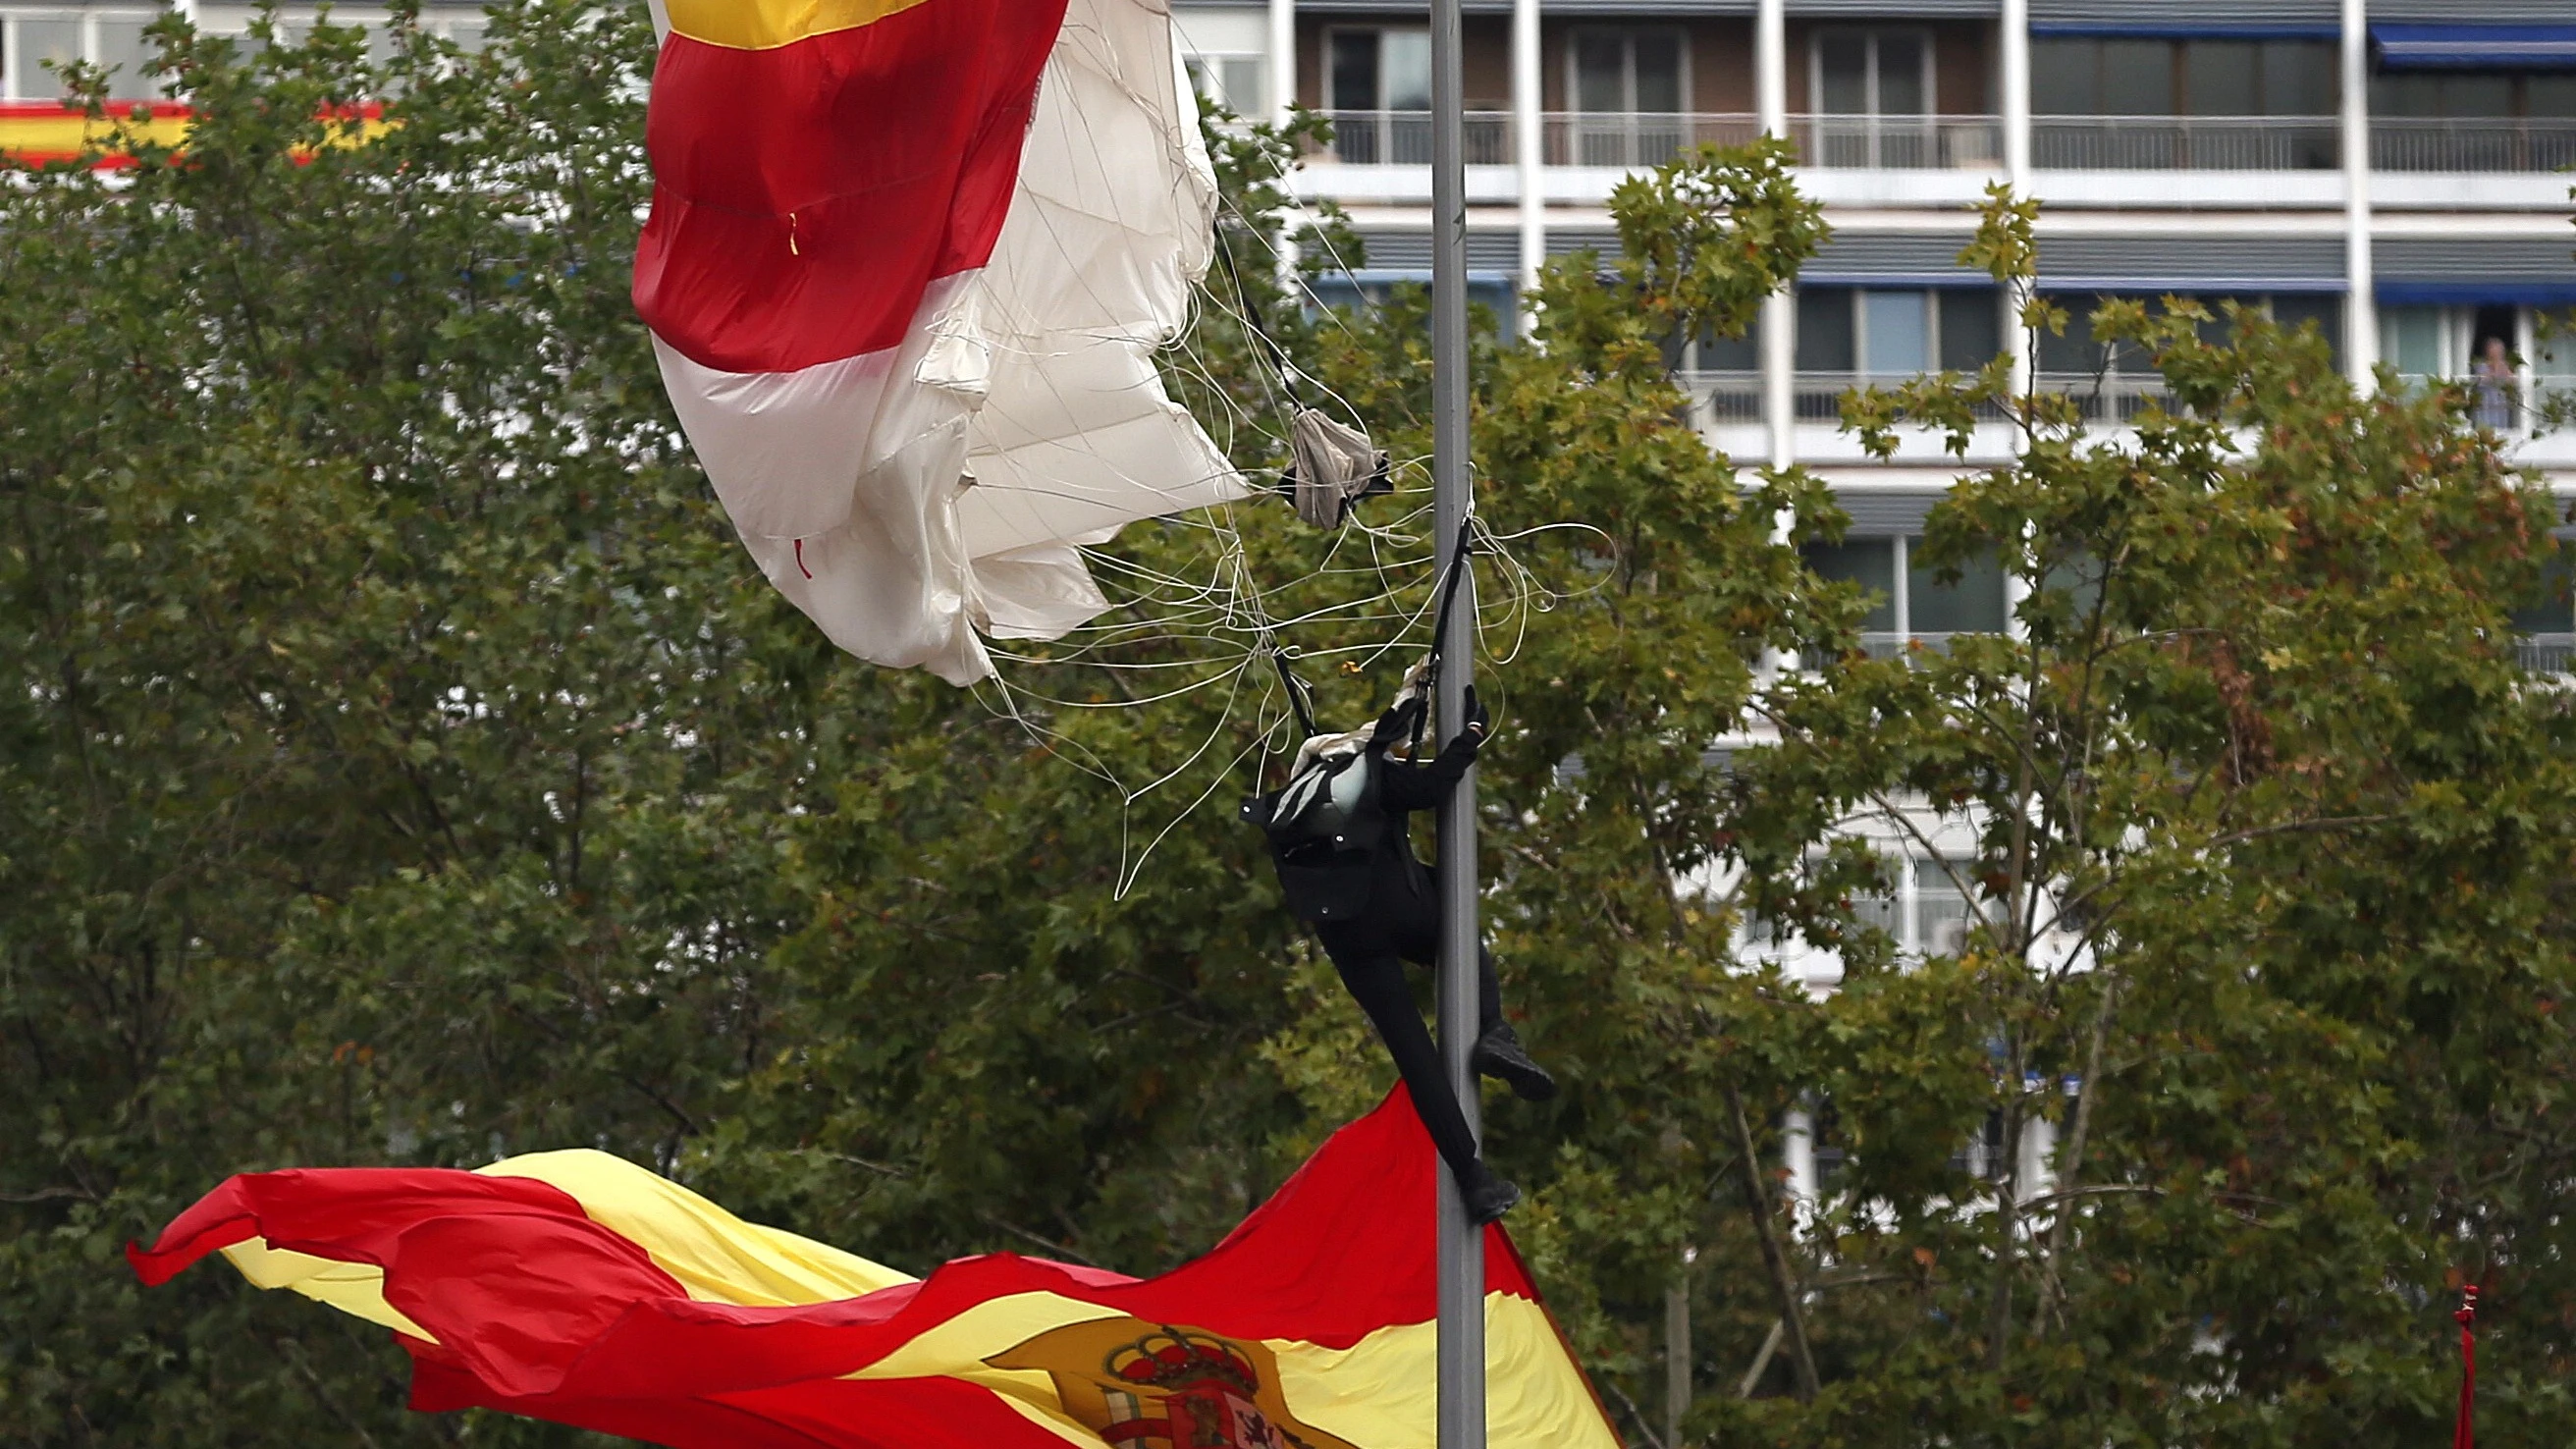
xmin=2373 ymin=24 xmax=2576 ymax=71
xmin=2379 ymin=282 xmax=2576 ymax=305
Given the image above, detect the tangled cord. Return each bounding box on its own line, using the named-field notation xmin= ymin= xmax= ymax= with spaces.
xmin=962 ymin=130 xmax=1614 ymax=897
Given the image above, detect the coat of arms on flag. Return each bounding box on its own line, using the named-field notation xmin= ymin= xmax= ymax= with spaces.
xmin=988 ymin=1320 xmax=1357 ymax=1449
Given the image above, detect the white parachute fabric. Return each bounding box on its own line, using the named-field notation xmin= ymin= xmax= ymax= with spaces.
xmin=657 ymin=0 xmax=1248 ymax=684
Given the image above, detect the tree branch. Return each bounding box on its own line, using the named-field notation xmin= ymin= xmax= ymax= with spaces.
xmin=1723 ymin=1081 xmax=1821 ymax=1402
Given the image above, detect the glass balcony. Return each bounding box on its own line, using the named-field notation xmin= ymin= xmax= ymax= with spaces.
xmin=2032 ymin=115 xmax=2339 ymax=170
xmin=2372 ymin=117 xmax=2576 ymax=173
xmin=1790 ymin=113 xmax=2003 ymax=171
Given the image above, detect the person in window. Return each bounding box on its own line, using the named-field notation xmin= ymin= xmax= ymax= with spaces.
xmin=2476 ymin=335 xmax=2518 ymax=431
xmin=1243 ymin=674 xmax=1556 ymax=1224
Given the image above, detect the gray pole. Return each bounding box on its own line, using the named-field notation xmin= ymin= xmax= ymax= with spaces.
xmin=1428 ymin=0 xmax=1483 ymax=1438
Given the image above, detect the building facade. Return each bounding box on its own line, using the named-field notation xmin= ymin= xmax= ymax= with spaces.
xmin=1170 ymin=0 xmax=2576 ymax=1190
xmin=0 ymin=0 xmax=489 ymax=97
xmin=1175 ymin=0 xmax=2576 ymax=651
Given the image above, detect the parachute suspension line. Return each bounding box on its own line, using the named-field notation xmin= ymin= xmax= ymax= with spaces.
xmin=961 ymin=110 xmax=1619 ymax=894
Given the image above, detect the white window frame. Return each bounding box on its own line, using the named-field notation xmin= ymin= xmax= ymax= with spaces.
xmin=1561 ymin=24 xmax=1690 ymax=118
xmin=1807 ymin=26 xmax=1937 ymax=121
xmin=1323 ymin=25 xmax=1427 ymax=113
xmin=1182 ymin=51 xmax=1264 ymax=117
xmin=1853 ymin=288 xmax=1936 ymax=380
xmin=4 ymin=10 xmax=80 ymax=102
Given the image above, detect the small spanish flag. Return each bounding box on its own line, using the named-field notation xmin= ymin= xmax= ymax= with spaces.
xmin=131 ymin=1091 xmax=1619 ymax=1449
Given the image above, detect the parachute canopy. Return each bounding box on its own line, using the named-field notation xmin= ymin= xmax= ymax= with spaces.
xmin=636 ymin=0 xmax=1248 ymax=684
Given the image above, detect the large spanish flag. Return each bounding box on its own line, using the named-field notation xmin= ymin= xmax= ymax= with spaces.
xmin=130 ymin=1090 xmax=1619 ymax=1449
xmin=637 ymin=0 xmax=1247 ymax=684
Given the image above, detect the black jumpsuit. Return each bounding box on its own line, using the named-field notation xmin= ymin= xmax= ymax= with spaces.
xmin=1263 ymin=698 xmax=1502 ymax=1185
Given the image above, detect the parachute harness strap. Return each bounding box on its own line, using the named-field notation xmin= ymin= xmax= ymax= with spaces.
xmin=1409 ymin=515 xmax=1482 ymax=760
xmin=1271 ymin=642 xmax=1319 ymax=740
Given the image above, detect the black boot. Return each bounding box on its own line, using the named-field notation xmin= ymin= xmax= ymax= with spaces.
xmin=1470 ymin=1023 xmax=1558 ymax=1101
xmin=1459 ymin=1162 xmax=1522 ymax=1225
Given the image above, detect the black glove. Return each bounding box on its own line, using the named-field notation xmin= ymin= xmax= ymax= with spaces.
xmin=1460 ymin=685 xmax=1490 ymax=745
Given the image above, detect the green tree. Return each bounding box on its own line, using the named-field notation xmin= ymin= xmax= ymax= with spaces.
xmin=0 ymin=4 xmax=848 ymax=1441
xmin=29 ymin=8 xmax=2575 ymax=1447
xmin=0 ymin=8 xmax=1842 ymax=1443
xmin=1705 ymin=188 xmax=2576 ymax=1445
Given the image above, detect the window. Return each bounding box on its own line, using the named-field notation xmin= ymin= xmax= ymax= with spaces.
xmin=2536 ymin=324 xmax=2576 ymax=409
xmin=2181 ymin=39 xmax=2335 ymax=117
xmin=1862 ymin=291 xmax=1931 ymax=375
xmin=1681 ymin=318 xmax=1765 ymax=421
xmin=7 ymin=15 xmax=81 ymax=101
xmin=2372 ymin=72 xmax=2518 ymax=121
xmin=2379 ymin=304 xmax=2518 ymax=381
xmin=1303 ymin=275 xmax=1521 ymax=333
xmin=1327 ymin=27 xmax=1429 ymax=164
xmin=2097 ymin=38 xmax=2174 ymax=116
xmin=1795 ymin=288 xmax=2001 ymax=380
xmin=2038 ymin=293 xmax=2341 ymax=416
xmin=1566 ymin=27 xmax=1686 ymax=167
xmin=0 ymin=9 xmax=172 ymax=100
xmin=1185 ymin=55 xmax=1265 ymax=117
xmin=1572 ymin=27 xmax=1683 ymax=114
xmin=1816 ymin=28 xmax=1927 ymax=117
xmin=2380 ymin=304 xmax=2459 ymax=381
xmin=1329 ymin=27 xmax=1428 ymax=113
xmin=1750 ymin=850 xmax=1997 ymax=960
xmin=1173 ymin=6 xmax=1267 ymax=119
xmin=2383 ymin=303 xmax=2522 ymax=428
xmin=2370 ymin=72 xmax=2576 ymax=171
xmin=1802 ymin=535 xmax=2010 ymax=657
xmin=2511 ymin=540 xmax=2575 ymax=671
xmin=91 ymin=12 xmax=149 ymax=91
xmin=1688 ymin=317 xmax=1761 ymax=374
xmin=1809 ymin=27 xmax=1930 ymax=167
xmin=2035 ymin=36 xmax=2335 ymax=116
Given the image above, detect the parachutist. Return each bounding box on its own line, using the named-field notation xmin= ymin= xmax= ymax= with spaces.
xmin=1245 ymin=681 xmax=1557 ymax=1225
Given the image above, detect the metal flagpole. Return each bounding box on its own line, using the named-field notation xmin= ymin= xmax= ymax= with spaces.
xmin=1428 ymin=0 xmax=1483 ymax=1436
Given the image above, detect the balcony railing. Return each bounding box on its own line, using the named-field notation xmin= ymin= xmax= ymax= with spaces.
xmin=2385 ymin=373 xmax=2563 ymax=432
xmin=1546 ymin=111 xmax=1758 ymax=168
xmin=1680 ymin=369 xmax=1763 ymax=423
xmin=1315 ymin=111 xmax=1759 ymax=168
xmin=2032 ymin=371 xmax=2173 ymax=424
xmin=1858 ymin=631 xmax=1963 ymax=661
xmin=1791 ymin=113 xmax=2002 ymax=170
xmin=2032 ymin=115 xmax=2339 ymax=171
xmin=1318 ymin=110 xmax=1513 ymax=166
xmin=2520 ymin=633 xmax=2576 ymax=674
xmin=2373 ymin=117 xmax=2576 ymax=173
xmin=1794 ymin=372 xmax=1986 ymax=422
xmin=1314 ymin=111 xmax=1994 ymax=171
xmin=1310 ymin=110 xmax=2576 ymax=176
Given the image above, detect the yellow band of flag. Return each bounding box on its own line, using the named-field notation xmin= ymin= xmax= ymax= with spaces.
xmin=664 ymin=0 xmax=938 ymax=51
